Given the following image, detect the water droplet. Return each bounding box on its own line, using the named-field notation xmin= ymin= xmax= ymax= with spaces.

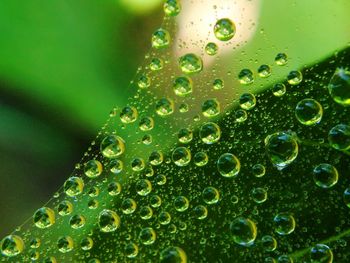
xmin=107 ymin=182 xmax=121 ymax=196
xmin=139 ymin=117 xmax=155 ymax=132
xmin=217 ymin=153 xmax=240 ymax=178
xmin=252 ymin=164 xmax=266 ymax=178
xmin=164 ymin=0 xmax=181 ymax=16
xmin=64 ymin=177 xmax=84 ymax=197
xmin=272 ymin=83 xmax=286 ymax=97
xmin=69 ymin=214 xmax=85 ymax=229
xmin=328 ymin=68 xmax=350 ymax=106
xmin=295 ymin=98 xmax=323 ymax=125
xmin=30 ymin=251 xmax=39 ymax=260
xmin=238 ymin=69 xmax=254 ymax=85
xmin=258 ymin=64 xmax=271 ymax=78
xmin=57 ymin=236 xmax=74 ymax=253
xmin=30 ymin=238 xmax=41 ymax=249
xmin=328 ymin=124 xmax=350 ymax=151
xmin=230 ymin=217 xmax=257 ymax=246
xmin=152 ymin=28 xmax=170 ymax=49
xmin=193 ymin=205 xmax=208 ymax=220
xmin=261 ymin=235 xmax=277 ymax=252
xmin=265 ymin=132 xmax=298 ymax=169
xmin=159 ymin=211 xmax=171 ymax=225
xmin=202 ymin=98 xmax=220 ymax=117
xmin=137 ymin=74 xmax=151 ymax=89
xmin=213 ymin=78 xmax=224 ymax=90
xmin=120 ymin=106 xmax=138 ymax=123
xmin=274 ymin=212 xmax=295 ymax=235
xmin=205 ymin=42 xmax=218 ymax=56
xmin=156 ymin=98 xmax=174 ymax=116
xmin=178 ymin=128 xmax=193 ymax=144
xmin=100 ymin=135 xmax=125 ymax=158
xmin=239 ymin=93 xmax=256 ymax=110
xmin=33 ymin=207 xmax=55 ymax=229
xmin=142 ymin=134 xmax=153 ymax=145
xmin=149 ymin=151 xmax=164 ymax=166
xmin=287 ymin=70 xmax=303 ymax=85
xmin=214 ymin=18 xmax=236 ymax=41
xmin=84 ymin=160 xmax=103 ymax=178
xmin=343 ymin=188 xmax=350 ymax=208
xmin=149 ymin=195 xmax=162 ymax=208
xmin=44 ymin=257 xmax=58 ymax=263
xmin=160 ymin=246 xmax=187 ymax=263
xmin=203 ymin=186 xmax=220 ymax=204
xmin=131 ymin=157 xmax=145 ymax=172
xmin=179 ymin=103 xmax=189 ymax=113
xmin=1 ymin=235 xmax=24 ymax=257
xmin=57 ymin=200 xmax=73 ymax=216
xmin=173 ymin=76 xmax=193 ymax=96
xmin=194 ymin=151 xmax=208 ymax=166
xmin=81 ymin=237 xmax=93 ymax=251
xmin=98 ymin=209 xmax=120 ymax=232
xmin=136 ymin=179 xmax=152 ymax=196
xmin=125 ymin=242 xmax=139 ymax=258
xmin=122 ymin=198 xmax=137 ymax=214
xmin=139 ymin=227 xmax=156 ymax=245
xmin=179 ymin=53 xmax=203 ymax=74
xmin=174 ymin=196 xmax=189 ymax=212
xmin=150 ymin=58 xmax=164 ymax=71
xmin=199 ymin=122 xmax=221 ymax=144
xmin=313 ymin=163 xmax=338 ymax=189
xmin=310 ymin=244 xmax=333 ymax=263
xmin=139 ymin=206 xmax=153 ymax=220
xmin=109 ymin=159 xmax=123 ymax=174
xmin=88 ymin=198 xmax=99 ymax=209
xmin=251 ymin=187 xmax=267 ymax=203
xmin=275 ymin=53 xmax=288 ymax=66
xmin=172 ymin=147 xmax=191 ymax=166
xmin=277 ymin=255 xmax=293 ymax=263
xmin=235 ymin=109 xmax=248 ymax=123
xmin=88 ymin=186 xmax=99 ymax=197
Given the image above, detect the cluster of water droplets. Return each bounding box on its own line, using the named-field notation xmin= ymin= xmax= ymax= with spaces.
xmin=1 ymin=0 xmax=350 ymax=262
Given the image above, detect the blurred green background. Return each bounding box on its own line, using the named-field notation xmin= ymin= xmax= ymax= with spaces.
xmin=0 ymin=0 xmax=163 ymax=236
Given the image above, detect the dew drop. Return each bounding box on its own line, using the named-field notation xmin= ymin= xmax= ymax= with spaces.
xmin=98 ymin=209 xmax=120 ymax=232
xmin=217 ymin=153 xmax=240 ymax=178
xmin=179 ymin=53 xmax=203 ymax=74
xmin=199 ymin=122 xmax=221 ymax=144
xmin=295 ymin=98 xmax=323 ymax=126
xmin=160 ymin=246 xmax=187 ymax=263
xmin=100 ymin=135 xmax=125 ymax=158
xmin=328 ymin=68 xmax=350 ymax=106
xmin=230 ymin=217 xmax=257 ymax=246
xmin=152 ymin=28 xmax=170 ymax=49
xmin=84 ymin=160 xmax=103 ymax=178
xmin=214 ymin=18 xmax=236 ymax=41
xmin=238 ymin=69 xmax=254 ymax=85
xmin=328 ymin=124 xmax=350 ymax=151
xmin=274 ymin=212 xmax=295 ymax=235
xmin=1 ymin=235 xmax=24 ymax=257
xmin=287 ymin=70 xmax=303 ymax=85
xmin=172 ymin=147 xmax=191 ymax=166
xmin=205 ymin=42 xmax=218 ymax=56
xmin=64 ymin=177 xmax=84 ymax=197
xmin=173 ymin=76 xmax=193 ymax=96
xmin=156 ymin=98 xmax=174 ymax=116
xmin=265 ymin=132 xmax=298 ymax=169
xmin=313 ymin=163 xmax=338 ymax=189
xmin=57 ymin=236 xmax=74 ymax=253
xmin=33 ymin=207 xmax=55 ymax=229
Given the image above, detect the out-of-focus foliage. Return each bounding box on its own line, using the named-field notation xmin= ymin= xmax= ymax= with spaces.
xmin=0 ymin=0 xmax=162 ymax=236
